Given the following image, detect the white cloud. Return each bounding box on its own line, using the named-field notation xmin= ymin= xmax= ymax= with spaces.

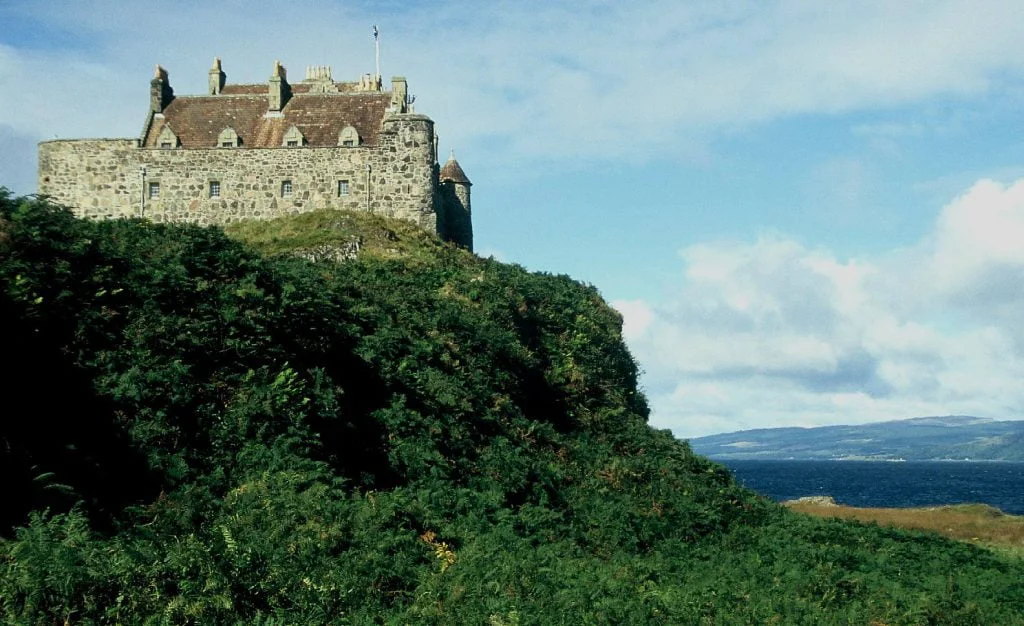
xmin=613 ymin=299 xmax=653 ymax=342
xmin=931 ymin=179 xmax=1024 ymax=293
xmin=3 ymin=0 xmax=1024 ymax=176
xmin=616 ymin=177 xmax=1024 ymax=437
xmin=0 ymin=44 xmax=131 ymax=139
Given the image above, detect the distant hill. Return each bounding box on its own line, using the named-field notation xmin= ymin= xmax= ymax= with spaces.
xmin=688 ymin=416 xmax=1024 ymax=461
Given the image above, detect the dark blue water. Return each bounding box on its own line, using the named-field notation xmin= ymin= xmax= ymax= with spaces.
xmin=720 ymin=460 xmax=1024 ymax=515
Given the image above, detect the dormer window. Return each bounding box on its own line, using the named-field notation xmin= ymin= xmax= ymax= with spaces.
xmin=218 ymin=127 xmax=239 ymax=148
xmin=282 ymin=125 xmax=304 ymax=147
xmin=338 ymin=125 xmax=360 ymax=147
xmin=156 ymin=125 xmax=178 ymax=149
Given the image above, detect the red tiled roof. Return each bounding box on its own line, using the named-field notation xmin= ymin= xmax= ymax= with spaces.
xmin=218 ymin=84 xmax=267 ymax=95
xmin=143 ymin=86 xmax=391 ymax=149
xmin=219 ymin=82 xmax=363 ymax=96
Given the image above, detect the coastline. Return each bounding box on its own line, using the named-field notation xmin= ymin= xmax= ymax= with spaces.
xmin=709 ymin=456 xmax=1024 ymax=462
xmin=721 ymin=459 xmax=1024 ymax=515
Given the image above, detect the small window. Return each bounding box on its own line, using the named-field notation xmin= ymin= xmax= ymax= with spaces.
xmin=287 ymin=140 xmax=298 ymax=147
xmin=160 ymin=142 xmax=172 ymax=149
xmin=209 ymin=181 xmax=220 ymax=198
xmin=221 ymin=141 xmax=233 ymax=148
xmin=338 ymin=180 xmax=349 ymax=196
xmin=148 ymin=182 xmax=160 ymax=199
xmin=281 ymin=180 xmax=293 ymax=197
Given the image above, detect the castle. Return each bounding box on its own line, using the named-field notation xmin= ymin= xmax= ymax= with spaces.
xmin=37 ymin=58 xmax=473 ymax=250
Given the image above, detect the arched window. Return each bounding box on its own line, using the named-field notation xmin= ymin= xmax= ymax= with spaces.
xmin=283 ymin=125 xmax=304 ymax=147
xmin=338 ymin=125 xmax=360 ymax=147
xmin=157 ymin=125 xmax=179 ymax=149
xmin=218 ymin=127 xmax=240 ymax=148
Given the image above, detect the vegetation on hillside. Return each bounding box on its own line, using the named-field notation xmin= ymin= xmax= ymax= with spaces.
xmin=786 ymin=501 xmax=1024 ymax=558
xmin=2 ymin=191 xmax=1023 ymax=624
xmin=223 ymin=209 xmax=451 ymax=267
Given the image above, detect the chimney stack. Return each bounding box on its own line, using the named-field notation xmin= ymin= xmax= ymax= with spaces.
xmin=268 ymin=60 xmax=291 ymax=112
xmin=209 ymin=57 xmax=226 ymax=95
xmin=150 ymin=64 xmax=174 ymax=113
xmin=390 ymin=76 xmax=408 ymax=113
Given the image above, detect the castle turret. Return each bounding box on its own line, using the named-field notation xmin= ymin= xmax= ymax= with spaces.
xmin=268 ymin=60 xmax=291 ymax=112
xmin=150 ymin=65 xmax=173 ymax=113
xmin=439 ymin=151 xmax=473 ymax=251
xmin=208 ymin=57 xmax=225 ymax=95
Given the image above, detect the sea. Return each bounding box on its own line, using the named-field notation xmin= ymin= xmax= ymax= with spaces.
xmin=719 ymin=460 xmax=1024 ymax=515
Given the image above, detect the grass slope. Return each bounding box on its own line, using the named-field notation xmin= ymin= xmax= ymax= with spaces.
xmin=786 ymin=501 xmax=1024 ymax=558
xmin=2 ymin=195 xmax=1023 ymax=624
xmin=224 ymin=209 xmax=449 ymax=264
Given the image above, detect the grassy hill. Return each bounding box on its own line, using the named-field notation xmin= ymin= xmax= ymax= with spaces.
xmin=2 ymin=190 xmax=1024 ymax=624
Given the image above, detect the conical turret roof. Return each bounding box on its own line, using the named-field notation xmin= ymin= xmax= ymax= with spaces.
xmin=439 ymin=151 xmax=471 ymax=185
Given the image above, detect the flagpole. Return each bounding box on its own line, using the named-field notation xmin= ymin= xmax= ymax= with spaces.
xmin=373 ymin=25 xmax=380 ymax=81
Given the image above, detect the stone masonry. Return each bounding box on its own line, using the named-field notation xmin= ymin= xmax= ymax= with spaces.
xmin=37 ymin=59 xmax=473 ymax=249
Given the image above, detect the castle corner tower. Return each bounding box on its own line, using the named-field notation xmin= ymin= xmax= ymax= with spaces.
xmin=439 ymin=151 xmax=473 ymax=251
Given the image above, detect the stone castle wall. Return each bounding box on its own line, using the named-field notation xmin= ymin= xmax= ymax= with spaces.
xmin=38 ymin=115 xmax=438 ymax=232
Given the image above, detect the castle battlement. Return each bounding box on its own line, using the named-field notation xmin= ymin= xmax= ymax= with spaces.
xmin=38 ymin=58 xmax=472 ymax=250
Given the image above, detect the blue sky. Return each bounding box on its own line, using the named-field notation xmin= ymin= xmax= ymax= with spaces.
xmin=3 ymin=0 xmax=1024 ymax=437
